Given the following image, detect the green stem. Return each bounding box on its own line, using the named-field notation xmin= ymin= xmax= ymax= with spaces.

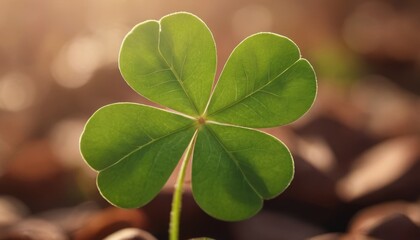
xmin=169 ymin=130 xmax=198 ymax=240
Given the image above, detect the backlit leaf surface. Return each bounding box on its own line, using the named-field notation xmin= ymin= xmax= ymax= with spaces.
xmin=81 ymin=12 xmax=316 ymax=221
xmin=119 ymin=13 xmax=216 ymax=116
xmin=207 ymin=33 xmax=316 ymax=127
xmin=80 ymin=103 xmax=195 ymax=207
xmin=192 ymin=123 xmax=293 ymax=220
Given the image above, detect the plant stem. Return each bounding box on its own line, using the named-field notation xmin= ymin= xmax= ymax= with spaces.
xmin=169 ymin=130 xmax=198 ymax=240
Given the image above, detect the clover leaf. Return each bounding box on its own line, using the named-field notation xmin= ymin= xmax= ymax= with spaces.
xmin=80 ymin=12 xmax=316 ymax=222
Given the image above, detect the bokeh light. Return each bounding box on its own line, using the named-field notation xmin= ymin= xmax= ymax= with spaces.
xmin=232 ymin=4 xmax=273 ymax=38
xmin=49 ymin=119 xmax=86 ymax=168
xmin=0 ymin=0 xmax=419 ymax=239
xmin=0 ymin=72 xmax=36 ymax=112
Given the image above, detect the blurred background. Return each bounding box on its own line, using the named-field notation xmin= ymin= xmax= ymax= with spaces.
xmin=0 ymin=0 xmax=419 ymax=239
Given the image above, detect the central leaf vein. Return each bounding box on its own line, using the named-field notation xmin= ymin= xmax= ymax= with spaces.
xmin=205 ymin=126 xmax=262 ymax=198
xmin=157 ymin=26 xmax=199 ymax=115
xmin=208 ymin=58 xmax=301 ymax=116
xmin=101 ymin=124 xmax=195 ymax=172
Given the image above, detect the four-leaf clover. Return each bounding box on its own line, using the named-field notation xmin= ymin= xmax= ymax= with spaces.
xmin=80 ymin=12 xmax=316 ymax=221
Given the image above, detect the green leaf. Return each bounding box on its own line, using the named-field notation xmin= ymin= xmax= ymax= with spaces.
xmin=206 ymin=33 xmax=317 ymax=127
xmin=192 ymin=123 xmax=293 ymax=221
xmin=80 ymin=103 xmax=196 ymax=207
xmin=119 ymin=12 xmax=216 ymax=116
xmin=81 ymin=12 xmax=317 ymax=224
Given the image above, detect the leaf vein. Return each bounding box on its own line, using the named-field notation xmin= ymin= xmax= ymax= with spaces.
xmin=209 ymin=58 xmax=300 ymax=116
xmin=100 ymin=124 xmax=194 ymax=172
xmin=205 ymin=126 xmax=262 ymax=198
xmin=157 ymin=26 xmax=199 ymax=114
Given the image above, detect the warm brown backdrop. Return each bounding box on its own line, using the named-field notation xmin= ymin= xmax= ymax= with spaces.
xmin=0 ymin=0 xmax=419 ymax=239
